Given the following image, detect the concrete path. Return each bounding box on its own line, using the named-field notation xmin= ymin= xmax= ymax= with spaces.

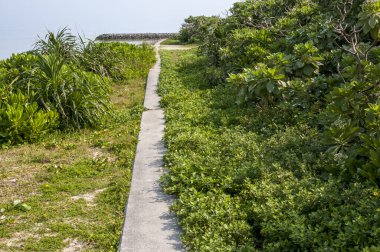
xmin=119 ymin=41 xmax=185 ymax=252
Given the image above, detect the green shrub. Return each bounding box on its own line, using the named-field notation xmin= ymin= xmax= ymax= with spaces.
xmin=81 ymin=42 xmax=156 ymax=81
xmin=179 ymin=0 xmax=379 ymax=185
xmin=0 ymin=52 xmax=37 ymax=88
xmin=322 ymin=80 xmax=380 ymax=185
xmin=159 ymin=48 xmax=380 ymax=251
xmin=0 ymin=28 xmax=156 ymax=144
xmin=0 ymin=91 xmax=58 ymax=145
xmin=34 ymin=27 xmax=79 ymax=62
xmin=30 ymin=53 xmax=111 ymax=129
xmin=179 ymin=16 xmax=222 ymax=44
xmin=228 ymin=65 xmax=285 ymax=105
xmin=170 ymin=0 xmax=380 ymax=250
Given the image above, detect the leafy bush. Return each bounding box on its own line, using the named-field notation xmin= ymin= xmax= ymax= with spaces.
xmin=228 ymin=65 xmax=285 ymax=105
xmin=0 ymin=53 xmax=37 ymax=87
xmin=0 ymin=28 xmax=156 ymax=144
xmin=357 ymin=0 xmax=380 ymax=40
xmin=0 ymin=91 xmax=57 ymax=145
xmin=179 ymin=16 xmax=222 ymax=44
xmin=29 ymin=53 xmax=111 ymax=129
xmin=170 ymin=0 xmax=380 ymax=249
xmin=81 ymin=41 xmax=156 ymax=81
xmin=159 ymin=47 xmax=380 ymax=251
xmin=178 ymin=0 xmax=379 ymax=185
xmin=170 ymin=4 xmax=380 ymax=249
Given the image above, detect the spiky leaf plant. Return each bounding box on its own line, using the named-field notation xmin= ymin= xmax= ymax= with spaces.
xmin=30 ymin=28 xmax=111 ymax=129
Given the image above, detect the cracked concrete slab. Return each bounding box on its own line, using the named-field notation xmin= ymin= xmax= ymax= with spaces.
xmin=119 ymin=41 xmax=184 ymax=252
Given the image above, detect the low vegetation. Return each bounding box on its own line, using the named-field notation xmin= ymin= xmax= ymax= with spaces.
xmin=0 ymin=29 xmax=155 ymax=251
xmin=160 ymin=48 xmax=380 ymax=252
xmin=161 ymin=39 xmax=184 ymax=45
xmin=161 ymin=0 xmax=380 ymax=250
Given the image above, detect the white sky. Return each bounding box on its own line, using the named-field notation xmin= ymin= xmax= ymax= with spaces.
xmin=0 ymin=0 xmax=238 ymax=58
xmin=0 ymin=0 xmax=237 ymax=36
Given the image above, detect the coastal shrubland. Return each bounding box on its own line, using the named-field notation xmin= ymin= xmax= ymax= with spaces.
xmin=161 ymin=0 xmax=380 ymax=251
xmin=0 ymin=29 xmax=155 ymax=251
xmin=0 ymin=28 xmax=155 ymax=145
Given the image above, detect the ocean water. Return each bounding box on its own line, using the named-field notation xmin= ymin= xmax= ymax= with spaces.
xmin=0 ymin=0 xmax=237 ymax=59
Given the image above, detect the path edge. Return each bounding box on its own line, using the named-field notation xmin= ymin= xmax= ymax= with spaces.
xmin=117 ymin=40 xmax=182 ymax=251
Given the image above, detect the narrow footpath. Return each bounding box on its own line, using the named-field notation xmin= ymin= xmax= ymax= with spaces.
xmin=119 ymin=41 xmax=185 ymax=252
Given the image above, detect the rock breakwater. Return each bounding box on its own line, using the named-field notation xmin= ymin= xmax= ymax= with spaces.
xmin=96 ymin=33 xmax=177 ymax=41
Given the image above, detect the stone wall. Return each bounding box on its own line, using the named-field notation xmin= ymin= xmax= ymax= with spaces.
xmin=96 ymin=33 xmax=178 ymax=41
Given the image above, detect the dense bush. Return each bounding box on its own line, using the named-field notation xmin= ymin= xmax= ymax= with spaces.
xmin=0 ymin=28 xmax=156 ymax=145
xmin=81 ymin=41 xmax=156 ymax=81
xmin=160 ymin=49 xmax=380 ymax=252
xmin=179 ymin=16 xmax=222 ymax=44
xmin=0 ymin=90 xmax=58 ymax=145
xmin=179 ymin=0 xmax=380 ymax=186
xmin=163 ymin=0 xmax=380 ymax=250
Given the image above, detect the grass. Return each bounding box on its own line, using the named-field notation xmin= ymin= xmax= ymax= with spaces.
xmin=0 ymin=77 xmax=146 ymax=251
xmin=160 ymin=39 xmax=184 ymax=45
xmin=160 ymin=38 xmax=197 ymax=48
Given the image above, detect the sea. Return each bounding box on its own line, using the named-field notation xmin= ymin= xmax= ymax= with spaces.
xmin=0 ymin=0 xmax=236 ymax=60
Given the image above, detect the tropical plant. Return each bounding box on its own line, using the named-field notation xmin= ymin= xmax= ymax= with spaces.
xmin=34 ymin=27 xmax=79 ymax=62
xmin=358 ymin=0 xmax=380 ymax=40
xmin=29 ymin=53 xmax=111 ymax=129
xmin=167 ymin=0 xmax=380 ymax=250
xmin=0 ymin=28 xmax=156 ymax=145
xmin=179 ymin=16 xmax=222 ymax=44
xmin=0 ymin=91 xmax=58 ymax=145
xmin=228 ymin=64 xmax=286 ymax=105
xmin=80 ymin=42 xmax=156 ymax=81
xmin=159 ymin=49 xmax=380 ymax=251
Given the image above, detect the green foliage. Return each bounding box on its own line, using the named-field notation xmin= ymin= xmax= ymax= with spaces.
xmin=321 ymin=74 xmax=380 ymax=184
xmin=178 ymin=0 xmax=379 ymax=186
xmin=171 ymin=0 xmax=380 ymax=249
xmin=0 ymin=53 xmax=37 ymax=86
xmin=172 ymin=189 xmax=253 ymax=251
xmin=228 ymin=65 xmax=285 ymax=105
xmin=23 ymin=28 xmax=112 ymax=129
xmin=0 ymin=28 xmax=156 ymax=145
xmin=220 ymin=28 xmax=272 ymax=71
xmin=179 ymin=16 xmax=222 ymax=44
xmin=290 ymin=41 xmax=324 ymax=77
xmin=0 ymin=91 xmax=58 ymax=145
xmin=31 ymin=53 xmax=111 ymax=129
xmin=358 ymin=0 xmax=380 ymax=40
xmin=159 ymin=46 xmax=380 ymax=251
xmin=227 ymin=41 xmax=324 ymax=105
xmin=34 ymin=27 xmax=79 ymax=62
xmin=80 ymin=41 xmax=156 ymax=81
